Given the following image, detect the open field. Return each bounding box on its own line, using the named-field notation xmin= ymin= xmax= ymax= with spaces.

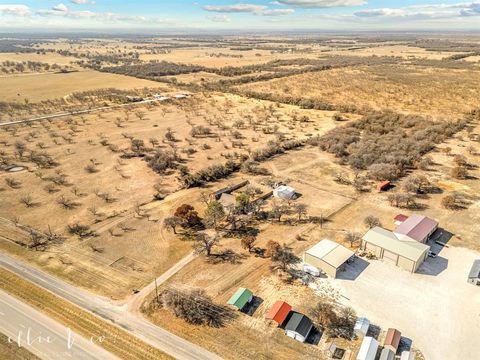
xmin=237 ymin=64 xmax=480 ymax=118
xmin=0 ymin=70 xmax=165 ymax=102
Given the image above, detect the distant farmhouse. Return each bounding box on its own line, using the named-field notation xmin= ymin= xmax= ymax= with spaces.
xmin=362 ymin=214 xmax=438 ymax=273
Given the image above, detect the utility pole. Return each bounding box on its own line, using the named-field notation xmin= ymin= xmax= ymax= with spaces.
xmin=154 ymin=278 xmax=159 ymax=299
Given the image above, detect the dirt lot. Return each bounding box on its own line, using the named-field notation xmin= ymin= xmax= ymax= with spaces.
xmin=312 ymin=245 xmax=480 ymax=360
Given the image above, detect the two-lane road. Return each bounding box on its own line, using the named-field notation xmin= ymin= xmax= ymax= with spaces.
xmin=0 ymin=290 xmax=119 ymax=360
xmin=0 ymin=253 xmax=222 ymax=360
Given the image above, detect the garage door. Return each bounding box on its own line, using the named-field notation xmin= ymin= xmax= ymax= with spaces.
xmin=383 ymin=250 xmax=398 ymax=264
xmin=398 ymin=256 xmax=415 ymax=272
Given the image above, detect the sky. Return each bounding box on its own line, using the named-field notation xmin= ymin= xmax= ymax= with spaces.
xmin=1 ymin=1 xmax=480 ymax=31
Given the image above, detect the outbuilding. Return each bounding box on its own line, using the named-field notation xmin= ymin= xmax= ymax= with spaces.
xmin=356 ymin=336 xmax=378 ymax=360
xmin=273 ymin=185 xmax=296 ymax=200
xmin=468 ymin=259 xmax=480 ymax=286
xmin=227 ymin=288 xmax=253 ymax=311
xmin=362 ymin=227 xmax=429 ymax=273
xmin=284 ymin=313 xmax=313 ymax=343
xmin=304 ymin=239 xmax=354 ymax=278
xmin=379 ymin=348 xmax=395 ymax=360
xmin=265 ymin=301 xmax=292 ymax=326
xmin=393 ymin=214 xmax=438 ymax=243
xmin=354 ymin=317 xmax=370 ymax=338
xmin=377 ymin=181 xmax=392 ymax=192
xmin=384 ymin=328 xmax=402 ymax=353
xmin=400 ymin=351 xmax=415 ymax=360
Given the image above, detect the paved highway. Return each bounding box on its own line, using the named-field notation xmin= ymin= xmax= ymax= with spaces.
xmin=0 ymin=253 xmax=222 ymax=360
xmin=0 ymin=289 xmax=119 ymax=360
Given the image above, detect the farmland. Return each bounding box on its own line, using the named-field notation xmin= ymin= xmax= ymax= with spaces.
xmin=0 ymin=33 xmax=479 ymax=360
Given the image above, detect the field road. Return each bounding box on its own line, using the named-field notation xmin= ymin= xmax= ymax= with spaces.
xmin=0 ymin=252 xmax=222 ymax=360
xmin=0 ymin=95 xmax=188 ymax=127
xmin=0 ymin=289 xmax=119 ymax=360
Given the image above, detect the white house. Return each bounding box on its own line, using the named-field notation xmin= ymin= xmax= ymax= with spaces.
xmin=357 ymin=337 xmax=378 ymax=360
xmin=273 ymin=185 xmax=296 ymax=200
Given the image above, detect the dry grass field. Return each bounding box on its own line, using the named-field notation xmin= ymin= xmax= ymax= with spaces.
xmin=0 ymin=70 xmax=165 ymax=102
xmin=1 ymin=34 xmax=480 ymax=360
xmin=238 ymin=64 xmax=480 ymax=118
xmin=0 ymin=332 xmax=41 ymax=360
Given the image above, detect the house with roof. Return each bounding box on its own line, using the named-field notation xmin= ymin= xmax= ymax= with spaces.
xmin=273 ymin=185 xmax=296 ymax=200
xmin=468 ymin=259 xmax=480 ymax=286
xmin=362 ymin=227 xmax=430 ymax=273
xmin=356 ymin=336 xmax=378 ymax=360
xmin=393 ymin=214 xmax=438 ymax=243
xmin=384 ymin=328 xmax=402 ymax=353
xmin=303 ymin=239 xmax=355 ymax=278
xmin=265 ymin=300 xmax=292 ymax=326
xmin=284 ymin=313 xmax=313 ymax=343
xmin=227 ymin=288 xmax=253 ymax=311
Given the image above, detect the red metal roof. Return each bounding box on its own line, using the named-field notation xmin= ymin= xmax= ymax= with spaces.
xmin=265 ymin=301 xmax=292 ymax=325
xmin=377 ymin=181 xmax=391 ymax=191
xmin=384 ymin=328 xmax=402 ymax=350
xmin=394 ymin=214 xmax=409 ymax=222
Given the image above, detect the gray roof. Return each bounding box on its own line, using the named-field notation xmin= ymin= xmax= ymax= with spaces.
xmin=468 ymin=259 xmax=480 ymax=279
xmin=285 ymin=313 xmax=313 ymax=337
xmin=380 ymin=348 xmax=395 ymax=360
xmin=362 ymin=227 xmax=430 ymax=262
xmin=394 ymin=215 xmax=438 ymax=242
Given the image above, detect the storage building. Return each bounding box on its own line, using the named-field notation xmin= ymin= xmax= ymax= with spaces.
xmin=380 ymin=348 xmax=395 ymax=360
xmin=362 ymin=227 xmax=429 ymax=273
xmin=356 ymin=336 xmax=378 ymax=360
xmin=468 ymin=259 xmax=480 ymax=286
xmin=304 ymin=239 xmax=354 ymax=278
xmin=265 ymin=301 xmax=292 ymax=326
xmin=354 ymin=317 xmax=370 ymax=337
xmin=284 ymin=313 xmax=313 ymax=343
xmin=273 ymin=185 xmax=296 ymax=200
xmin=393 ymin=215 xmax=438 ymax=243
xmin=227 ymin=288 xmax=253 ymax=311
xmin=384 ymin=328 xmax=402 ymax=353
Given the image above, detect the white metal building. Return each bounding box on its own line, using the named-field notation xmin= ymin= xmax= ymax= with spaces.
xmin=357 ymin=336 xmax=378 ymax=360
xmin=273 ymin=185 xmax=296 ymax=200
xmin=304 ymin=239 xmax=354 ymax=278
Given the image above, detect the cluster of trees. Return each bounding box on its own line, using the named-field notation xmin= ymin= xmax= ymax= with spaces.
xmin=316 ymin=111 xmax=469 ymax=181
xmin=311 ymin=302 xmax=357 ymax=339
xmin=157 ymin=288 xmax=234 ymax=327
xmin=1 ymin=61 xmax=68 ymax=74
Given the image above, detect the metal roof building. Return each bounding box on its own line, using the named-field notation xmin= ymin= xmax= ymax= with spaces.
xmin=354 ymin=317 xmax=370 ymax=337
xmin=380 ymin=348 xmax=395 ymax=360
xmin=273 ymin=185 xmax=296 ymax=200
xmin=227 ymin=288 xmax=253 ymax=310
xmin=284 ymin=313 xmax=313 ymax=343
xmin=265 ymin=301 xmax=292 ymax=326
xmin=356 ymin=336 xmax=379 ymax=360
xmin=384 ymin=328 xmax=402 ymax=353
xmin=393 ymin=214 xmax=438 ymax=243
xmin=468 ymin=259 xmax=480 ymax=285
xmin=304 ymin=239 xmax=354 ymax=278
xmin=362 ymin=227 xmax=429 ymax=273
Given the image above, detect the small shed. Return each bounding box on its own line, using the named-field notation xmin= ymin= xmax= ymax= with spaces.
xmin=356 ymin=336 xmax=378 ymax=360
xmin=400 ymin=351 xmax=414 ymax=360
xmin=384 ymin=328 xmax=402 ymax=353
xmin=304 ymin=239 xmax=354 ymax=278
xmin=377 ymin=181 xmax=392 ymax=192
xmin=227 ymin=288 xmax=253 ymax=310
xmin=284 ymin=313 xmax=313 ymax=343
xmin=379 ymin=348 xmax=395 ymax=360
xmin=468 ymin=259 xmax=480 ymax=285
xmin=325 ymin=342 xmax=337 ymax=358
xmin=265 ymin=301 xmax=292 ymax=326
xmin=354 ymin=317 xmax=370 ymax=337
xmin=218 ymin=193 xmax=236 ymax=211
xmin=273 ymin=185 xmax=296 ymax=200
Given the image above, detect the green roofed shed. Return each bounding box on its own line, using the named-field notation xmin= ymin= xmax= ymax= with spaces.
xmin=227 ymin=287 xmax=253 ymax=310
